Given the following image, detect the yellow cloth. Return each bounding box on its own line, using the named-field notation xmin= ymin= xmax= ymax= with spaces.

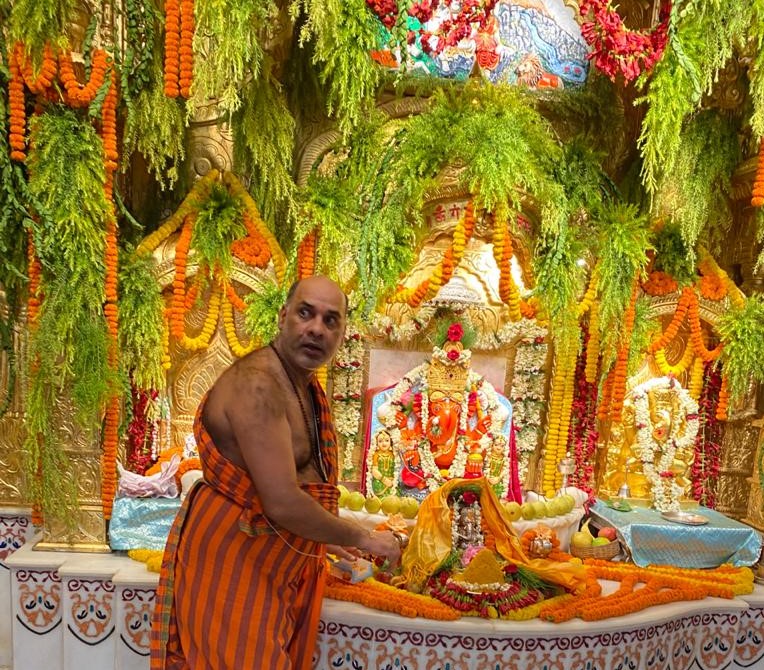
xmin=402 ymin=478 xmax=587 ymax=594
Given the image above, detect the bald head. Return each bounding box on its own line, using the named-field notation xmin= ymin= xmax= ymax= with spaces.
xmin=285 ymin=276 xmax=348 ymax=316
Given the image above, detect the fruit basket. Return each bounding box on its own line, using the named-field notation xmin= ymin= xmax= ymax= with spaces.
xmin=569 ymin=539 xmax=620 ymax=560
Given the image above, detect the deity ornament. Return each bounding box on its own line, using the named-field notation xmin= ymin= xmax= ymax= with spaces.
xmin=601 ymin=377 xmax=699 ymax=512
xmin=371 ymin=321 xmax=521 ymax=501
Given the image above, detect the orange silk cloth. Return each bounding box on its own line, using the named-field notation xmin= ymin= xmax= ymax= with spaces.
xmin=402 ymin=478 xmax=587 ymax=594
xmin=151 ymin=380 xmax=339 ymax=670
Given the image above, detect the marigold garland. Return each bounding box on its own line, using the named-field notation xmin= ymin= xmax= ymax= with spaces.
xmin=223 ymin=172 xmax=286 ymax=283
xmin=540 ymin=560 xmax=753 ymax=624
xmin=609 ymin=279 xmax=639 ymax=422
xmin=576 ymin=264 xmax=600 ymax=317
xmin=297 ymin=228 xmax=317 ymax=279
xmin=222 ymin=288 xmax=257 ymax=357
xmin=688 ymin=354 xmax=705 ymax=399
xmin=687 ymin=291 xmax=722 ymax=363
xmin=58 ymin=49 xmax=109 ymax=108
xmin=491 ymin=209 xmax=522 ymax=320
xmin=716 ymin=372 xmax=729 ymax=421
xmin=101 ymin=71 xmax=121 ymax=520
xmin=647 ymin=287 xmax=694 ymax=354
xmin=751 ymin=138 xmax=764 ymax=207
xmin=163 ymin=0 xmax=181 ymax=98
xmin=325 ymin=575 xmax=461 ymax=620
xmin=642 ymin=270 xmax=677 ymax=297
xmin=654 ymin=344 xmax=694 ymax=377
xmin=170 ymin=216 xmax=195 ymax=340
xmin=128 ymin=548 xmax=165 ymax=573
xmin=178 ymin=281 xmax=222 ymax=351
xmin=8 ymin=42 xmax=59 ymax=162
xmin=7 ymin=47 xmax=27 ymax=162
xmin=178 ymin=0 xmax=195 ymax=98
xmin=230 ymin=220 xmax=272 ymax=269
xmin=698 ymin=272 xmax=727 ymax=301
xmin=542 ymin=342 xmax=577 ymax=496
xmin=584 ymin=302 xmax=599 ymax=384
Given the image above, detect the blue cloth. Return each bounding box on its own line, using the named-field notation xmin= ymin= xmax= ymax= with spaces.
xmin=591 ymin=500 xmax=763 ymax=568
xmin=109 ymin=496 xmax=181 ymax=550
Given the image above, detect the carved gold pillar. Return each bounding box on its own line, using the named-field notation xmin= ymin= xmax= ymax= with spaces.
xmin=0 ymin=307 xmax=28 ymax=508
xmin=743 ymin=419 xmax=764 ymax=532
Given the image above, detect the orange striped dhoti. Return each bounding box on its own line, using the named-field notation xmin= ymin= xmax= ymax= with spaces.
xmin=151 ymin=382 xmax=339 ymax=669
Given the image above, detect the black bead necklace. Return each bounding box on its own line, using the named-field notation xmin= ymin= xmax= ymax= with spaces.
xmin=269 ymin=343 xmax=327 ymax=482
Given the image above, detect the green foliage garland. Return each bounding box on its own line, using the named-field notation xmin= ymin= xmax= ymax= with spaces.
xmin=593 ymin=202 xmax=651 ymax=359
xmin=388 ymin=83 xmax=566 ymax=227
xmin=637 ymin=1 xmax=750 ymax=195
xmin=532 ymin=222 xmax=585 ymax=352
xmin=0 ymin=56 xmax=32 ymax=316
xmin=122 ymin=62 xmax=186 ymax=190
xmin=716 ymin=294 xmax=764 ymax=403
xmin=293 ymin=0 xmax=382 ymax=135
xmin=653 ymin=110 xmax=739 ymax=250
xmin=651 ymin=224 xmax=696 ymax=286
xmin=190 ymin=182 xmax=246 ymax=275
xmin=118 ymin=251 xmax=165 ymax=391
xmin=24 ymin=108 xmax=112 ymax=525
xmin=191 ymin=0 xmax=275 ymax=113
xmin=244 ymin=280 xmax=285 ymax=346
xmin=232 ymin=59 xmax=296 ymax=233
xmin=8 ymin=0 xmax=77 ymax=60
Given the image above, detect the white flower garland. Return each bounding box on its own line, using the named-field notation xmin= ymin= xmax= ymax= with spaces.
xmin=331 ymin=323 xmax=366 ymax=478
xmin=631 ymin=377 xmax=699 ymax=512
xmin=509 ymin=337 xmax=548 ymax=481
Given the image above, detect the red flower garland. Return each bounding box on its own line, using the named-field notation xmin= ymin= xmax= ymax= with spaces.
xmin=366 ymin=0 xmax=497 ymax=56
xmin=567 ymin=323 xmax=599 ymax=500
xmin=579 ymin=0 xmax=671 ymax=82
xmin=126 ymin=385 xmax=159 ymax=475
xmin=690 ymin=361 xmax=723 ymax=508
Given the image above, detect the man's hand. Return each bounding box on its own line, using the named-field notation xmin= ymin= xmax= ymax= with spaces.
xmin=360 ymin=529 xmax=402 ymax=567
xmin=326 ymin=544 xmax=362 ymax=561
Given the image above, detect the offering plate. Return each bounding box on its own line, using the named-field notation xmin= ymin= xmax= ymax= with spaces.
xmin=660 ymin=510 xmax=708 ymax=526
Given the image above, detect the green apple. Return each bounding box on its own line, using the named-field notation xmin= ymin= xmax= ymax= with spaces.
xmin=399 ymin=496 xmax=419 ymax=519
xmin=337 ymin=485 xmax=350 ymax=508
xmin=520 ymin=502 xmax=536 ymax=520
xmin=592 ymin=537 xmax=611 ymax=547
xmin=530 ymin=500 xmax=548 ymax=518
xmin=346 ymin=491 xmax=366 ymax=511
xmin=380 ymin=495 xmax=401 ymax=516
xmin=364 ymin=496 xmax=382 ymax=514
xmin=547 ymin=498 xmax=567 ymax=517
xmin=503 ymin=501 xmax=522 ymax=522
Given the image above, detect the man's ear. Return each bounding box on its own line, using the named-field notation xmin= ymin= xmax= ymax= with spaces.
xmin=277 ymin=305 xmax=287 ymax=330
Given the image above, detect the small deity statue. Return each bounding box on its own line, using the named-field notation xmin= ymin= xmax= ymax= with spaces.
xmin=369 ymin=429 xmax=397 ymax=498
xmin=399 ymin=441 xmax=428 ymax=491
xmin=369 ymin=321 xmax=520 ymax=500
xmin=600 ymin=377 xmax=699 ymax=510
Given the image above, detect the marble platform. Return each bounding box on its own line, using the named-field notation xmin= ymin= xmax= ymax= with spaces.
xmin=3 ymin=510 xmax=764 ymax=670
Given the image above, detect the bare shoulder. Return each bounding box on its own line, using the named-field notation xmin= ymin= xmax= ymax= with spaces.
xmin=204 ymin=348 xmax=286 ymax=438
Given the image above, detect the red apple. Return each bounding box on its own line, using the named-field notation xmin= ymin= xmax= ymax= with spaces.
xmin=598 ymin=526 xmax=617 ymax=541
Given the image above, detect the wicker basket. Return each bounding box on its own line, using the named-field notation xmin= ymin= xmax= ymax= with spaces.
xmin=569 ymin=539 xmax=620 ymax=560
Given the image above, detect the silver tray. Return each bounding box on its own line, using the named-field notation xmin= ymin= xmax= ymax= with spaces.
xmin=661 ymin=510 xmax=709 ymax=526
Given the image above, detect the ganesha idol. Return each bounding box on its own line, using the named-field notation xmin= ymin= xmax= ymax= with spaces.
xmin=362 ymin=323 xmax=521 ymax=503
